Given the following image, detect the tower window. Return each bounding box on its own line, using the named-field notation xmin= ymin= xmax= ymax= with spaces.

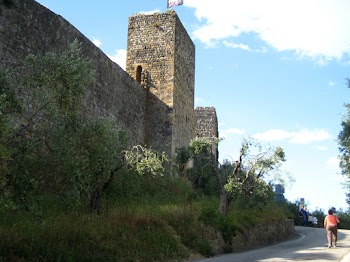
xmin=136 ymin=65 xmax=142 ymax=83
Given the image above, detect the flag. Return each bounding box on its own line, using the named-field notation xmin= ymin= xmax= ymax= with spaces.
xmin=167 ymin=0 xmax=183 ymax=8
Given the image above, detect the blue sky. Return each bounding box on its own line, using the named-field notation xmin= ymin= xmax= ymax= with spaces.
xmin=35 ymin=0 xmax=350 ymax=212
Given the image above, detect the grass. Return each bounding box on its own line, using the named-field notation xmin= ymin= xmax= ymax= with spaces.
xmin=0 ymin=173 xmax=292 ymax=261
xmin=0 ymin=210 xmax=190 ymax=261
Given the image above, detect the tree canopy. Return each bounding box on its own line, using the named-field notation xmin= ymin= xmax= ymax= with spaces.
xmin=176 ymin=137 xmax=289 ymax=214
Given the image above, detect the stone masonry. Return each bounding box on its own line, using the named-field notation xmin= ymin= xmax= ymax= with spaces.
xmin=0 ymin=0 xmax=216 ymax=160
xmin=195 ymin=107 xmax=218 ymax=138
xmin=0 ymin=0 xmax=146 ymax=147
xmin=126 ymin=10 xmax=196 ymax=156
xmin=195 ymin=107 xmax=219 ymax=160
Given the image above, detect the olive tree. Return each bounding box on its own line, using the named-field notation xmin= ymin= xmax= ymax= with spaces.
xmin=338 ymin=76 xmax=350 ymax=207
xmin=124 ymin=145 xmax=168 ymax=177
xmin=178 ymin=137 xmax=287 ymax=215
xmin=0 ymin=69 xmax=23 ymax=209
xmin=222 ymin=139 xmax=286 ymax=213
xmin=1 ymin=41 xmax=128 ymax=211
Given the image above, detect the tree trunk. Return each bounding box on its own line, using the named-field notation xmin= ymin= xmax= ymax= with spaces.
xmin=179 ymin=163 xmax=186 ymax=177
xmin=88 ymin=165 xmax=122 ymax=212
xmin=89 ymin=189 xmax=101 ymax=211
xmin=219 ymin=190 xmax=230 ymax=215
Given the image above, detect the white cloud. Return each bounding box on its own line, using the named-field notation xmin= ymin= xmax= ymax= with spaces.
xmin=220 ymin=128 xmax=245 ymax=140
xmin=253 ymin=128 xmax=332 ymax=144
xmin=223 ymin=41 xmax=251 ymax=51
xmin=195 ymin=97 xmax=206 ymax=106
xmin=184 ymin=0 xmax=350 ymax=62
xmin=289 ymin=129 xmax=331 ymax=144
xmin=315 ymin=146 xmax=328 ymax=151
xmin=108 ymin=49 xmax=127 ymax=70
xmin=252 ymin=129 xmax=292 ymax=141
xmin=195 ymin=97 xmax=214 ymax=107
xmin=223 ymin=40 xmax=267 ymax=53
xmin=92 ymin=38 xmax=102 ymax=48
xmin=328 ymin=81 xmax=337 ymax=87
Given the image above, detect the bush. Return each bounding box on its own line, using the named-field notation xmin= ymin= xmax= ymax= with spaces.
xmin=199 ymin=207 xmax=240 ymax=246
xmin=0 ymin=211 xmax=189 ymax=262
xmin=103 ymin=169 xmax=194 ymax=208
xmin=161 ymin=205 xmax=215 ymax=257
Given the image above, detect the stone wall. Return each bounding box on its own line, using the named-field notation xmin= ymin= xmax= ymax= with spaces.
xmin=0 ymin=0 xmax=212 ymax=158
xmin=195 ymin=107 xmax=219 ymax=160
xmin=212 ymin=219 xmax=295 ymax=255
xmin=0 ymin=0 xmax=146 ymax=147
xmin=126 ymin=10 xmax=195 ymax=156
xmin=231 ymin=219 xmax=295 ymax=252
xmin=173 ymin=13 xmax=196 ymax=151
xmin=195 ymin=107 xmax=218 ymax=138
xmin=211 ymin=219 xmax=295 ymax=255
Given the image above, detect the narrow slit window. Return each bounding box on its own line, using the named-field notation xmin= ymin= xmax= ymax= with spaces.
xmin=136 ymin=65 xmax=142 ymax=83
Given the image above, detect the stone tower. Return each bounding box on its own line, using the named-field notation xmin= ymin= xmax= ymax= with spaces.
xmin=195 ymin=107 xmax=219 ymax=161
xmin=126 ymin=10 xmax=195 ymax=157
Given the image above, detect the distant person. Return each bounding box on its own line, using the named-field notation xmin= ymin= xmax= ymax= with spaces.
xmin=313 ymin=216 xmax=318 ymax=227
xmin=308 ymin=214 xmax=314 ymax=227
xmin=300 ymin=206 xmax=308 ymax=226
xmin=324 ymin=209 xmax=340 ymax=248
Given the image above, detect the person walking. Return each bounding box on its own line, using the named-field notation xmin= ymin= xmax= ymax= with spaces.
xmin=300 ymin=206 xmax=308 ymax=226
xmin=324 ymin=209 xmax=340 ymax=248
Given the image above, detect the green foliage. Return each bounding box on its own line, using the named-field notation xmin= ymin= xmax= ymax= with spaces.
xmin=24 ymin=40 xmax=94 ymax=117
xmin=280 ymin=200 xmax=303 ymax=225
xmin=336 ymin=209 xmax=350 ymax=229
xmin=0 ymin=171 xmax=200 ymax=261
xmin=0 ymin=211 xmax=189 ymax=262
xmin=161 ymin=205 xmax=215 ymax=257
xmin=0 ymin=70 xmax=21 ymax=116
xmin=339 ymin=103 xmax=350 ymax=179
xmin=224 ymin=174 xmax=275 ymax=210
xmin=39 ymin=116 xmax=127 ymax=208
xmin=0 ymin=69 xmax=25 ymax=210
xmin=338 ymin=87 xmax=350 ymax=209
xmin=175 ymin=146 xmax=192 ymax=164
xmin=183 ymin=137 xmax=289 ymax=214
xmin=0 ymin=179 xmax=295 ymax=262
xmin=1 ymin=41 xmax=98 ymax=210
xmin=175 ymin=137 xmax=221 ymax=196
xmin=189 ymin=136 xmax=219 ymax=155
xmin=196 ymin=200 xmax=292 ymax=251
xmin=188 ymin=157 xmax=220 ymax=196
xmin=124 ymin=145 xmax=168 ymax=176
xmin=199 ymin=207 xmax=239 ymax=246
xmin=0 ymin=26 xmax=299 ymax=262
xmin=311 ymin=208 xmax=326 ymax=227
xmin=223 ymin=139 xmax=287 ymax=206
xmin=1 ymin=41 xmax=129 ymax=211
xmin=239 ymin=139 xmax=286 ymax=179
xmin=103 ymin=169 xmax=194 ymax=207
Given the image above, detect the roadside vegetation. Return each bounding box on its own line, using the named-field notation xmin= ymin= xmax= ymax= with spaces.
xmin=0 ymin=41 xmax=346 ymax=261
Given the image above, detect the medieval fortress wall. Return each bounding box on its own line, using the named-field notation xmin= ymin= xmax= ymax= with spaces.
xmin=0 ymin=0 xmax=146 ymax=147
xmin=126 ymin=11 xmax=195 ymax=155
xmin=0 ymin=0 xmax=217 ymax=157
xmin=195 ymin=107 xmax=219 ymax=160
